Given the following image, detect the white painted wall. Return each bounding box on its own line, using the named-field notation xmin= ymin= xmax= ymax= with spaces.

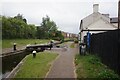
xmin=112 ymin=23 xmax=118 ymax=28
xmin=81 ymin=18 xmax=117 ymax=43
xmin=88 ymin=18 xmax=116 ymax=30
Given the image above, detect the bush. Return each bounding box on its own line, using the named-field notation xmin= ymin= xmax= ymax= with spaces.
xmin=88 ymin=55 xmax=101 ymax=64
xmin=74 ymin=40 xmax=78 ymax=43
xmin=97 ymin=70 xmax=120 ymax=78
xmin=75 ymin=54 xmax=120 ymax=78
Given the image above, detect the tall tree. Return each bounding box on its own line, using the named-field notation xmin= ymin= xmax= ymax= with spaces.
xmin=39 ymin=15 xmax=58 ymax=39
xmin=2 ymin=15 xmax=36 ymax=39
xmin=2 ymin=15 xmax=64 ymax=40
xmin=14 ymin=14 xmax=27 ymax=23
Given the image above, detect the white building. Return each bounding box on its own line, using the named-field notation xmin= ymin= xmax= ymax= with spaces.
xmin=79 ymin=4 xmax=117 ymax=43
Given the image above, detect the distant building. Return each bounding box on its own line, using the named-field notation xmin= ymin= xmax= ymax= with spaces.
xmin=61 ymin=31 xmax=67 ymax=38
xmin=61 ymin=31 xmax=78 ymax=39
xmin=79 ymin=4 xmax=117 ymax=43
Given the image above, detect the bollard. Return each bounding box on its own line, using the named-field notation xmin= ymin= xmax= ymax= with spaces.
xmin=13 ymin=43 xmax=16 ymax=51
xmin=50 ymin=40 xmax=53 ymax=50
xmin=32 ymin=50 xmax=36 ymax=58
xmin=50 ymin=44 xmax=52 ymax=50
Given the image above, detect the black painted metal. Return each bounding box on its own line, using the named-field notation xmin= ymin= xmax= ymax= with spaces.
xmin=118 ymin=0 xmax=120 ymax=30
xmin=84 ymin=29 xmax=120 ymax=75
xmin=26 ymin=44 xmax=51 ymax=52
xmin=81 ymin=29 xmax=115 ymax=32
xmin=118 ymin=0 xmax=120 ymax=74
xmin=26 ymin=41 xmax=67 ymax=52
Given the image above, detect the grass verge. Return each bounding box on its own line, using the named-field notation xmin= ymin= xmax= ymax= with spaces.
xmin=75 ymin=54 xmax=120 ymax=79
xmin=15 ymin=52 xmax=58 ymax=78
xmin=70 ymin=43 xmax=75 ymax=48
xmin=2 ymin=39 xmax=49 ymax=48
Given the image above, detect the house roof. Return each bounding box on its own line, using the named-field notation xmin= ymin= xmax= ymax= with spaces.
xmin=80 ymin=12 xmax=110 ymax=29
xmin=87 ymin=18 xmax=117 ymax=29
xmin=80 ymin=12 xmax=118 ymax=31
xmin=110 ymin=17 xmax=118 ymax=23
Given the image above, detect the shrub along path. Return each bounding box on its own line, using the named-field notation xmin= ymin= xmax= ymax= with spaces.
xmin=46 ymin=42 xmax=79 ymax=78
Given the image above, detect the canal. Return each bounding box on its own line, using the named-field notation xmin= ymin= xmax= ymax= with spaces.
xmin=1 ymin=43 xmax=61 ymax=78
xmin=2 ymin=51 xmax=29 ymax=78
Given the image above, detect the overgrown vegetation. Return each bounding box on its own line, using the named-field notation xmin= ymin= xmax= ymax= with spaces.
xmin=2 ymin=39 xmax=49 ymax=48
xmin=74 ymin=40 xmax=78 ymax=43
xmin=15 ymin=52 xmax=58 ymax=78
xmin=2 ymin=14 xmax=64 ymax=40
xmin=2 ymin=15 xmax=36 ymax=39
xmin=36 ymin=15 xmax=64 ymax=40
xmin=70 ymin=43 xmax=75 ymax=48
xmin=75 ymin=54 xmax=120 ymax=79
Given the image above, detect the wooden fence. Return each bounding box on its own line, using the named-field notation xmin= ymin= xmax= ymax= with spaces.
xmin=84 ymin=29 xmax=120 ymax=75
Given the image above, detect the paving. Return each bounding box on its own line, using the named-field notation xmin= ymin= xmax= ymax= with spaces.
xmin=2 ymin=46 xmax=25 ymax=54
xmin=46 ymin=42 xmax=79 ymax=78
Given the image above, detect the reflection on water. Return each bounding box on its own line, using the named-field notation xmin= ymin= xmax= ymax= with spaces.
xmin=2 ymin=51 xmax=29 ymax=78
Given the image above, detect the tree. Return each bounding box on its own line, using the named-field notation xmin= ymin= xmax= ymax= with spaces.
xmin=14 ymin=14 xmax=27 ymax=23
xmin=36 ymin=26 xmax=45 ymax=39
xmin=2 ymin=15 xmax=63 ymax=40
xmin=0 ymin=16 xmax=2 ymax=39
xmin=54 ymin=31 xmax=64 ymax=41
xmin=2 ymin=15 xmax=36 ymax=39
xmin=38 ymin=15 xmax=58 ymax=39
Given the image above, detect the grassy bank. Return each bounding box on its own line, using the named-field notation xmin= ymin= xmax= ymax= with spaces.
xmin=15 ymin=52 xmax=58 ymax=78
xmin=2 ymin=39 xmax=49 ymax=48
xmin=70 ymin=43 xmax=75 ymax=48
xmin=75 ymin=54 xmax=120 ymax=79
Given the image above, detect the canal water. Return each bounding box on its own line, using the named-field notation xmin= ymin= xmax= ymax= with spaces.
xmin=2 ymin=51 xmax=30 ymax=78
xmin=1 ymin=44 xmax=61 ymax=78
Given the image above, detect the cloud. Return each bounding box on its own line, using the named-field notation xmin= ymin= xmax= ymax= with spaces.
xmin=1 ymin=0 xmax=118 ymax=34
xmin=2 ymin=0 xmax=118 ymax=3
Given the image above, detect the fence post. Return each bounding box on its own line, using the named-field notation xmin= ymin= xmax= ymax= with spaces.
xmin=118 ymin=0 xmax=120 ymax=30
xmin=118 ymin=0 xmax=120 ymax=75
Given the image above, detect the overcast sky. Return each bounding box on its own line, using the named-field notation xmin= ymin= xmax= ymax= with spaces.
xmin=1 ymin=0 xmax=118 ymax=34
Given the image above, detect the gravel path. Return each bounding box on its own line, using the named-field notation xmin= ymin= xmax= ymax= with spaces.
xmin=46 ymin=42 xmax=79 ymax=78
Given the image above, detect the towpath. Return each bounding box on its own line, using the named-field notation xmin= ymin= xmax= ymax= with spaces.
xmin=46 ymin=42 xmax=79 ymax=78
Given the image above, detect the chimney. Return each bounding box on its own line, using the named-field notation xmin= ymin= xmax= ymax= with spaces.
xmin=93 ymin=4 xmax=99 ymax=13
